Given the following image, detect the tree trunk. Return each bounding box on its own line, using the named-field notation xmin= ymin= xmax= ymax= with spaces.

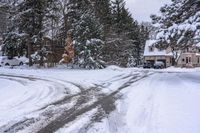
xmin=28 ymin=39 xmax=33 ymax=67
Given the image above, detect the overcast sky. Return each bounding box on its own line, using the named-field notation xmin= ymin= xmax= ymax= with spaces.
xmin=125 ymin=0 xmax=170 ymax=22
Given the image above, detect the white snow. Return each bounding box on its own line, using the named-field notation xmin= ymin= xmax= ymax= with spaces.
xmin=0 ymin=75 xmax=71 ymax=126
xmin=88 ymin=70 xmax=200 ymax=133
xmin=0 ymin=67 xmax=131 ymax=129
xmin=154 ymin=8 xmax=200 ymax=48
xmin=123 ymin=73 xmax=200 ymax=133
xmin=196 ymin=42 xmax=200 ymax=48
xmin=0 ymin=67 xmax=200 ymax=133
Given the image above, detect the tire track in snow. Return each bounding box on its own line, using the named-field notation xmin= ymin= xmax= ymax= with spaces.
xmin=36 ymin=72 xmax=151 ymax=133
xmin=0 ymin=71 xmax=152 ymax=133
xmin=0 ymin=74 xmax=81 ymax=133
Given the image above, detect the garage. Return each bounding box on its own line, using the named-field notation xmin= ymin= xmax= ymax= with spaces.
xmin=157 ymin=59 xmax=166 ymax=68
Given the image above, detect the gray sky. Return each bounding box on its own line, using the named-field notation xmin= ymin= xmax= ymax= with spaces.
xmin=125 ymin=0 xmax=170 ymax=22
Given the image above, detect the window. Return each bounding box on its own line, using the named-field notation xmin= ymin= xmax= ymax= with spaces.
xmin=186 ymin=57 xmax=189 ymax=63
xmin=187 ymin=48 xmax=189 ymax=52
xmin=198 ymin=58 xmax=200 ymax=64
xmin=182 ymin=58 xmax=185 ymax=62
xmin=186 ymin=57 xmax=191 ymax=63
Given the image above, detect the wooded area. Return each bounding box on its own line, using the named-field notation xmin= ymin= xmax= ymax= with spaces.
xmin=0 ymin=0 xmax=149 ymax=68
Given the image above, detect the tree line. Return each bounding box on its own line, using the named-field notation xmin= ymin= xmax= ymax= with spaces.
xmin=0 ymin=0 xmax=149 ymax=68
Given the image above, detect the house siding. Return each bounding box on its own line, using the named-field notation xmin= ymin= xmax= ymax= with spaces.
xmin=177 ymin=53 xmax=200 ymax=67
xmin=144 ymin=40 xmax=200 ymax=68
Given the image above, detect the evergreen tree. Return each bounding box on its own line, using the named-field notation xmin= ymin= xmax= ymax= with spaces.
xmin=2 ymin=0 xmax=25 ymax=58
xmin=66 ymin=0 xmax=105 ymax=69
xmin=151 ymin=0 xmax=200 ymax=55
xmin=136 ymin=25 xmax=149 ymax=65
xmin=103 ymin=0 xmax=142 ymax=67
xmin=1 ymin=0 xmax=149 ymax=68
xmin=3 ymin=0 xmax=58 ymax=66
xmin=92 ymin=0 xmax=112 ymax=38
xmin=0 ymin=6 xmax=7 ymax=37
xmin=111 ymin=0 xmax=126 ymax=35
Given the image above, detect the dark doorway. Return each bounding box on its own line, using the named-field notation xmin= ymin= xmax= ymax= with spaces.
xmin=186 ymin=57 xmax=189 ymax=63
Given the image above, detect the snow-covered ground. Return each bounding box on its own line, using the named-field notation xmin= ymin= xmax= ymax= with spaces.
xmin=89 ymin=71 xmax=200 ymax=133
xmin=0 ymin=66 xmax=200 ymax=133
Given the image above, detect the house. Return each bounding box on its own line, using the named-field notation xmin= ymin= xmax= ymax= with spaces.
xmin=144 ymin=40 xmax=174 ymax=67
xmin=177 ymin=45 xmax=200 ymax=67
xmin=144 ymin=40 xmax=200 ymax=68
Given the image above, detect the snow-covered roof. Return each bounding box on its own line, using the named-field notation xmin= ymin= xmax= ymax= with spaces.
xmin=144 ymin=40 xmax=173 ymax=57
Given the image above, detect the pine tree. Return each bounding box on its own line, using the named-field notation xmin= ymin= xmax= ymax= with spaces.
xmin=3 ymin=0 xmax=58 ymax=66
xmin=0 ymin=7 xmax=7 ymax=37
xmin=151 ymin=0 xmax=200 ymax=53
xmin=2 ymin=0 xmax=149 ymax=68
xmin=91 ymin=0 xmax=112 ymax=38
xmin=65 ymin=0 xmax=105 ymax=69
xmin=102 ymin=0 xmax=142 ymax=67
xmin=111 ymin=0 xmax=126 ymax=35
xmin=2 ymin=0 xmax=25 ymax=58
xmin=137 ymin=25 xmax=149 ymax=65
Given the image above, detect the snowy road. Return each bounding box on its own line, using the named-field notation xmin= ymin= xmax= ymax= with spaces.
xmin=97 ymin=71 xmax=200 ymax=133
xmin=0 ymin=68 xmax=200 ymax=133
